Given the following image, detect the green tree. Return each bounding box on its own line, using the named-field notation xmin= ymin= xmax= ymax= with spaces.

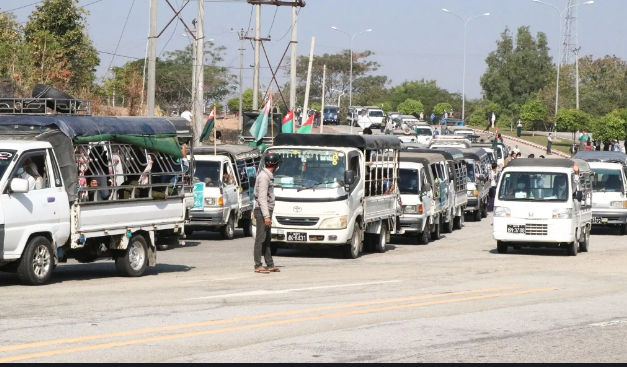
xmin=520 ymin=99 xmax=549 ymax=131
xmin=397 ymin=99 xmax=424 ymax=117
xmin=579 ymin=56 xmax=627 ymax=117
xmin=555 ymin=109 xmax=592 ymax=132
xmin=480 ymin=26 xmax=553 ymax=109
xmin=592 ymin=112 xmax=627 ymax=142
xmin=383 ymin=79 xmax=459 ymax=117
xmin=433 ymin=102 xmax=453 ymax=116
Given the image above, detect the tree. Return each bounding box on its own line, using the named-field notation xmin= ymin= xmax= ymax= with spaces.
xmin=520 ymin=99 xmax=549 ymax=131
xmin=579 ymin=56 xmax=627 ymax=117
xmin=592 ymin=112 xmax=627 ymax=142
xmin=555 ymin=109 xmax=592 ymax=132
xmin=433 ymin=103 xmax=452 ymax=116
xmin=480 ymin=26 xmax=553 ymax=109
xmin=397 ymin=99 xmax=424 ymax=117
xmin=383 ymin=79 xmax=459 ymax=117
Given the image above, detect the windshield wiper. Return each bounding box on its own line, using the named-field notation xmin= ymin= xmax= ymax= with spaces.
xmin=297 ymin=180 xmax=340 ymax=192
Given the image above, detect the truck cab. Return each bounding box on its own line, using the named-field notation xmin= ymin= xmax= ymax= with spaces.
xmin=493 ymin=158 xmax=593 ymax=256
xmin=358 ymin=107 xmax=385 ymax=129
xmin=188 ymin=145 xmax=261 ymax=239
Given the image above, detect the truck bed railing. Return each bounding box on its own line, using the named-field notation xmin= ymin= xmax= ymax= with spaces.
xmin=0 ymin=98 xmax=91 ymax=115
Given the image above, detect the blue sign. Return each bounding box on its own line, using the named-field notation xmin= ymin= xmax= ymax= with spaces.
xmin=193 ymin=182 xmax=204 ymax=209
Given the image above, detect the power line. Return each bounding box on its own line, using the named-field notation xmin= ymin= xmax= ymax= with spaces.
xmin=104 ymin=0 xmax=136 ymax=78
xmin=246 ymin=5 xmax=253 ymax=36
xmin=0 ymin=1 xmax=43 ymax=14
xmin=275 ymin=7 xmax=300 ymax=42
xmin=267 ymin=6 xmax=278 ymax=38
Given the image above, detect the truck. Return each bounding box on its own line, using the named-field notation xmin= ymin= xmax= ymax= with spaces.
xmin=460 ymin=148 xmax=492 ymax=221
xmin=187 ymin=145 xmax=261 ymax=239
xmin=262 ymin=134 xmax=401 ymax=259
xmin=0 ymin=107 xmax=190 ymax=285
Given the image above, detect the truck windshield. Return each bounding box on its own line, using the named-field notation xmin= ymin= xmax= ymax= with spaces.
xmin=416 ymin=128 xmax=432 ymax=136
xmin=324 ymin=107 xmax=338 ymax=114
xmin=399 ymin=169 xmax=419 ymax=194
xmin=465 ymin=163 xmax=475 ymax=182
xmin=369 ymin=111 xmax=384 ymax=118
xmin=270 ymin=149 xmax=347 ymax=189
xmin=0 ymin=150 xmax=16 ymax=180
xmin=193 ymin=161 xmax=221 ymax=187
xmin=592 ymin=169 xmax=623 ymax=193
xmin=499 ymin=172 xmax=569 ymax=201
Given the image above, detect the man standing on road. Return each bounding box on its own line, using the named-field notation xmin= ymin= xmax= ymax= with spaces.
xmin=547 ymin=133 xmax=553 ymax=155
xmin=253 ymin=153 xmax=282 ymax=274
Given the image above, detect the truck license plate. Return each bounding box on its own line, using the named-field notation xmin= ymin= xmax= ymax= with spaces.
xmin=287 ymin=232 xmax=307 ymax=241
xmin=507 ymin=225 xmax=526 ymax=234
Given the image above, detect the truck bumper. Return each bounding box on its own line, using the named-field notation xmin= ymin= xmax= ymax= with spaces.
xmin=188 ymin=209 xmax=225 ymax=228
xmin=399 ymin=214 xmax=425 ymax=233
xmin=493 ymin=218 xmax=576 ymax=244
xmin=270 ymin=227 xmax=351 ymax=247
xmin=592 ymin=210 xmax=627 ymax=226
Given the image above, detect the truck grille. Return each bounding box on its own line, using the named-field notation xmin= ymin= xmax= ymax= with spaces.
xmin=276 ymin=217 xmax=319 ymax=227
xmin=525 ymin=224 xmax=548 ymax=236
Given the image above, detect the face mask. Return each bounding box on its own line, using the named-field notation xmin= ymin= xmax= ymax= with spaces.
xmin=17 ymin=168 xmax=24 ymax=175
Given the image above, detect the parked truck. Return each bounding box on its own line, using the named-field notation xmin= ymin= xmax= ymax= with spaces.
xmin=261 ymin=134 xmax=401 ymax=259
xmin=187 ymin=145 xmax=261 ymax=239
xmin=0 ymin=107 xmax=190 ymax=285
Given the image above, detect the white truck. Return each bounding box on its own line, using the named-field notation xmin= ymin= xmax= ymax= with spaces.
xmin=574 ymin=151 xmax=627 ymax=235
xmin=262 ymin=134 xmax=401 ymax=259
xmin=0 ymin=112 xmax=190 ymax=285
xmin=357 ymin=107 xmax=385 ymax=130
xmin=187 ymin=145 xmax=261 ymax=239
xmin=493 ymin=158 xmax=593 ymax=256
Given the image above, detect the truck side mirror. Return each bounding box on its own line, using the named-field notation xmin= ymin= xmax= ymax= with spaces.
xmin=344 ymin=170 xmax=355 ymax=186
xmin=575 ymin=191 xmax=584 ymax=202
xmin=10 ymin=178 xmax=30 ymax=194
xmin=422 ymin=183 xmax=432 ymax=195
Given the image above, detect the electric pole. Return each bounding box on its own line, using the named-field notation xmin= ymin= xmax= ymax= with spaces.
xmin=191 ymin=21 xmax=197 ymax=117
xmin=193 ymin=0 xmax=205 ymax=146
xmin=239 ymin=29 xmax=245 ymax=132
xmin=252 ymin=4 xmax=261 ymax=111
xmin=574 ymin=47 xmax=581 ymax=110
xmin=147 ymin=0 xmax=157 ymax=116
xmin=290 ymin=2 xmax=298 ymax=130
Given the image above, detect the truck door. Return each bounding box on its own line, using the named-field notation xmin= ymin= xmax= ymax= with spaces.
xmin=348 ymin=152 xmax=363 ymax=222
xmin=1 ymin=149 xmax=61 ymax=254
xmin=222 ymin=161 xmax=239 ymax=218
xmin=420 ymin=168 xmax=433 ymax=216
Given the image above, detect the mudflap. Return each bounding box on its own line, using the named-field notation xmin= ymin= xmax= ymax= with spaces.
xmin=147 ymin=231 xmax=157 ymax=266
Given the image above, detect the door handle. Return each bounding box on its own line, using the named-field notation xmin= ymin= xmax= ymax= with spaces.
xmin=47 ymin=197 xmax=56 ymax=203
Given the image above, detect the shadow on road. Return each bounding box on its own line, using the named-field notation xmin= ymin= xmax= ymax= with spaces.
xmin=488 ymin=247 xmax=569 ymax=257
xmin=274 ymin=245 xmax=397 ymax=260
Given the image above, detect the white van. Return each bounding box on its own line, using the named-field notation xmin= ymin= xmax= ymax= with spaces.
xmin=574 ymin=151 xmax=627 ymax=235
xmin=493 ymin=159 xmax=593 ymax=256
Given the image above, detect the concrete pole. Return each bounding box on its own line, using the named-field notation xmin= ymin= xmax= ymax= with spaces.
xmin=239 ymin=29 xmax=245 ymax=132
xmin=147 ymin=0 xmax=157 ymax=116
xmin=321 ymin=65 xmax=326 ymax=134
xmin=289 ymin=4 xmax=298 ymax=131
xmin=574 ymin=48 xmax=580 ymax=110
xmin=193 ymin=0 xmax=205 ymax=146
xmin=252 ymin=4 xmax=261 ymax=111
xmin=191 ymin=27 xmax=196 ymax=116
xmin=302 ymin=37 xmax=315 ymax=127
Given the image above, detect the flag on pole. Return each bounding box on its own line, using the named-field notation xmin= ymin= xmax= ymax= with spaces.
xmin=249 ymin=94 xmax=273 ymax=144
xmin=282 ymin=110 xmax=294 ymax=133
xmin=199 ymin=106 xmax=216 ymax=142
xmin=298 ymin=113 xmax=314 ymax=134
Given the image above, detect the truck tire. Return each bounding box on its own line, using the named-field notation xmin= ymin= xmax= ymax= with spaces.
xmin=473 ymin=207 xmax=482 ymax=222
xmin=115 ymin=234 xmax=149 ymax=277
xmin=430 ymin=221 xmax=440 ymax=241
xmin=242 ymin=218 xmax=253 ymax=237
xmin=497 ymin=241 xmax=508 ymax=254
xmin=567 ymin=241 xmax=578 ymax=257
xmin=374 ymin=223 xmax=388 ymax=253
xmin=418 ymin=228 xmax=430 ymax=245
xmin=481 ymin=200 xmax=488 ymax=218
xmin=579 ymin=227 xmax=590 ymax=253
xmin=17 ymin=236 xmax=54 ymax=286
xmin=453 ymin=214 xmax=463 ymax=230
xmin=343 ymin=227 xmax=361 ymax=259
xmin=442 ymin=215 xmax=453 ymax=234
xmin=220 ymin=215 xmax=235 ymax=240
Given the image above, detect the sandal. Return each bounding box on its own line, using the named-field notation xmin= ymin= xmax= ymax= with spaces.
xmin=255 ymin=267 xmax=270 ymax=274
xmin=267 ymin=267 xmax=281 ymax=273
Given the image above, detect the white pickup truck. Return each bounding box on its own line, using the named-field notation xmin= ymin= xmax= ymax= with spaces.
xmin=262 ymin=134 xmax=401 ymax=259
xmin=0 ymin=114 xmax=189 ymax=285
xmin=188 ymin=145 xmax=261 ymax=239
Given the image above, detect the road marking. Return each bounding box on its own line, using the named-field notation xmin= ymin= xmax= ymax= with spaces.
xmin=0 ymin=286 xmax=521 ymax=354
xmin=185 ymin=280 xmax=403 ymax=301
xmin=590 ymin=319 xmax=627 ymax=328
xmin=0 ymin=287 xmax=555 ymax=363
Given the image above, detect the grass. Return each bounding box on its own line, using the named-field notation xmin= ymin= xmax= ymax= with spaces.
xmin=468 ymin=125 xmax=572 ymax=155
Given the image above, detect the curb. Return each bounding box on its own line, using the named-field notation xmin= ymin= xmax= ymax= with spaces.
xmin=471 ymin=129 xmax=570 ymax=158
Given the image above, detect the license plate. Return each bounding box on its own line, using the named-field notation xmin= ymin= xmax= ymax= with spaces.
xmin=592 ymin=217 xmax=606 ymax=224
xmin=287 ymin=232 xmax=307 ymax=241
xmin=507 ymin=225 xmax=526 ymax=234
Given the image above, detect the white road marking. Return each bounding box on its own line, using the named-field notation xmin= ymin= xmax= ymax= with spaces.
xmin=590 ymin=319 xmax=627 ymax=328
xmin=185 ymin=280 xmax=403 ymax=301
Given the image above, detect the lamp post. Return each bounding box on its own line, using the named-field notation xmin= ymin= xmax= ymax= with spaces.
xmin=331 ymin=89 xmax=346 ymax=109
xmin=443 ymin=9 xmax=490 ymax=123
xmin=532 ymin=0 xmax=594 ymax=122
xmin=331 ymin=27 xmax=372 ymax=134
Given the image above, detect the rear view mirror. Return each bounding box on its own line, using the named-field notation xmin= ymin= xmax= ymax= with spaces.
xmin=344 ymin=170 xmax=356 ymax=186
xmin=422 ymin=183 xmax=432 ymax=194
xmin=574 ymin=191 xmax=584 ymax=202
xmin=10 ymin=178 xmax=29 ymax=194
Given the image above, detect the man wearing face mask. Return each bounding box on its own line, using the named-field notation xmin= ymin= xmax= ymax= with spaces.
xmin=15 ymin=161 xmax=36 ymax=190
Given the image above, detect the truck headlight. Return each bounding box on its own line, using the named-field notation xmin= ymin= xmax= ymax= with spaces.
xmin=552 ymin=208 xmax=573 ymax=219
xmin=494 ymin=207 xmax=511 ymax=218
xmin=319 ymin=216 xmax=348 ymax=229
xmin=611 ymin=201 xmax=627 ymax=208
xmin=204 ymin=198 xmax=216 ymax=206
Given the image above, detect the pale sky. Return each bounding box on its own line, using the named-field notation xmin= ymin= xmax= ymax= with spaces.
xmin=1 ymin=0 xmax=625 ymax=100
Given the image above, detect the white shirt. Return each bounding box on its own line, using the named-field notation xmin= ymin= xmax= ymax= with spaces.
xmin=181 ymin=110 xmax=192 ymax=122
xmin=513 ymin=147 xmax=520 ymax=154
xmin=19 ymin=171 xmax=36 ymax=190
xmin=547 ymin=136 xmax=553 ymax=142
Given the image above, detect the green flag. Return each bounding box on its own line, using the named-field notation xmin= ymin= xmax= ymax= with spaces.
xmin=297 ymin=113 xmax=314 ymax=134
xmin=282 ymin=109 xmax=294 ymax=133
xmin=199 ymin=107 xmax=216 ymax=142
xmin=249 ymin=94 xmax=272 ymax=143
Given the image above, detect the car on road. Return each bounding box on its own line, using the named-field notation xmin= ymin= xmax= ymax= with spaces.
xmin=460 ymin=148 xmax=492 ymax=222
xmin=323 ymin=105 xmax=340 ymax=126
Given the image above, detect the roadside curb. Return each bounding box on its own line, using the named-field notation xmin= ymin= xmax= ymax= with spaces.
xmin=471 ymin=129 xmax=571 ymax=158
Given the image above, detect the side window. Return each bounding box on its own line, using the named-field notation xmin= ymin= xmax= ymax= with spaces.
xmin=48 ymin=149 xmax=63 ymax=187
xmin=349 ymin=156 xmax=360 ymax=190
xmin=12 ymin=151 xmax=49 ymax=191
xmin=421 ymin=170 xmax=428 ymax=189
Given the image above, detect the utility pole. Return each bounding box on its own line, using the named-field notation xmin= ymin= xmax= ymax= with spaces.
xmin=252 ymin=4 xmax=261 ymax=111
xmin=193 ymin=0 xmax=205 ymax=146
xmin=238 ymin=29 xmax=245 ymax=132
xmin=191 ymin=22 xmax=197 ymax=117
xmin=147 ymin=0 xmax=157 ymax=116
xmin=574 ymin=47 xmax=581 ymax=110
xmin=321 ymin=65 xmax=326 ymax=134
xmin=289 ymin=3 xmax=298 ymax=131
xmin=302 ymin=37 xmax=315 ymax=125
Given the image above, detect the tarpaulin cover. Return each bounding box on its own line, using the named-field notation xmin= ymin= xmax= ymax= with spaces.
xmin=573 ymin=151 xmax=627 ymax=165
xmin=74 ymin=135 xmax=183 ymax=158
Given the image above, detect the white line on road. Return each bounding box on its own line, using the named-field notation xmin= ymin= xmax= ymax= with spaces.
xmin=185 ymin=280 xmax=403 ymax=301
xmin=590 ymin=319 xmax=627 ymax=328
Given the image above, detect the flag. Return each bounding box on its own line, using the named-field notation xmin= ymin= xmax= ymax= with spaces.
xmin=199 ymin=106 xmax=216 ymax=142
xmin=249 ymin=94 xmax=273 ymax=144
xmin=282 ymin=110 xmax=294 ymax=133
xmin=298 ymin=113 xmax=314 ymax=134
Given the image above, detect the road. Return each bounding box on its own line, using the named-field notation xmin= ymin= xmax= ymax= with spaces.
xmin=3 ymin=200 xmax=627 ymax=361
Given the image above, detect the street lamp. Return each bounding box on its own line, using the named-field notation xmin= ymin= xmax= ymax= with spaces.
xmin=532 ymin=0 xmax=594 ymax=122
xmin=331 ymin=89 xmax=346 ymax=109
xmin=443 ymin=9 xmax=490 ymax=122
xmin=331 ymin=26 xmax=373 ymax=134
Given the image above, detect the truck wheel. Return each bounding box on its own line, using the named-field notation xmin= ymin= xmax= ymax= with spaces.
xmin=242 ymin=219 xmax=253 ymax=237
xmin=567 ymin=241 xmax=578 ymax=257
xmin=17 ymin=236 xmax=54 ymax=286
xmin=473 ymin=207 xmax=482 ymax=222
xmin=430 ymin=222 xmax=440 ymax=241
xmin=481 ymin=201 xmax=488 ymax=218
xmin=497 ymin=241 xmax=508 ymax=254
xmin=115 ymin=234 xmax=149 ymax=277
xmin=579 ymin=227 xmax=590 ymax=253
xmin=374 ymin=223 xmax=388 ymax=253
xmin=418 ymin=229 xmax=430 ymax=245
xmin=362 ymin=233 xmax=375 ymax=252
xmin=442 ymin=217 xmax=453 ymax=234
xmin=343 ymin=227 xmax=361 ymax=259
xmin=220 ymin=215 xmax=235 ymax=240
xmin=453 ymin=214 xmax=463 ymax=230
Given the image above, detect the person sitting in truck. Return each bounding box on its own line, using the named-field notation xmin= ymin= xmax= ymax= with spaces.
xmin=15 ymin=160 xmax=36 ymax=190
xmin=552 ymin=175 xmax=569 ymax=200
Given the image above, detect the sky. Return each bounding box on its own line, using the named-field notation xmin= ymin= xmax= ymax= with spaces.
xmin=1 ymin=0 xmax=626 ymax=101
